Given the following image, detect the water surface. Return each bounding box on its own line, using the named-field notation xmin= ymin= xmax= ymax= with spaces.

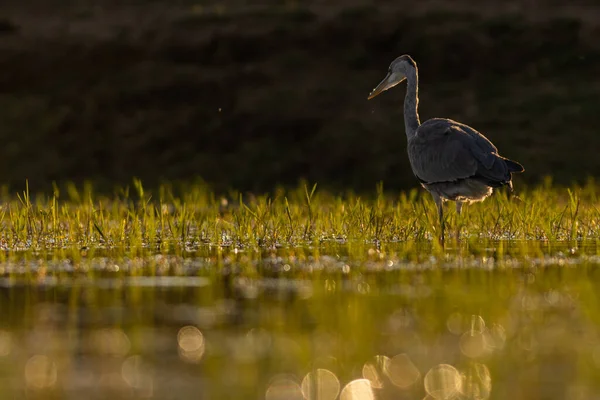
xmin=2 ymin=240 xmax=600 ymax=399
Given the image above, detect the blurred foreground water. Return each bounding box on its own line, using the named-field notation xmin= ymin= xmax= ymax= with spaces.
xmin=2 ymin=240 xmax=600 ymax=399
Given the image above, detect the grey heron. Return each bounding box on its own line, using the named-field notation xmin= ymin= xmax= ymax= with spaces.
xmin=368 ymin=55 xmax=524 ymax=242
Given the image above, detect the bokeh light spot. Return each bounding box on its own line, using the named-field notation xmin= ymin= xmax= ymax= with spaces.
xmin=424 ymin=364 xmax=461 ymax=400
xmin=459 ymin=315 xmax=489 ymax=358
xmin=469 ymin=315 xmax=486 ymax=334
xmin=177 ymin=326 xmax=205 ymax=363
xmin=460 ymin=363 xmax=492 ymax=400
xmin=301 ymin=368 xmax=340 ymax=400
xmin=340 ymin=379 xmax=374 ymax=400
xmin=121 ymin=355 xmax=153 ymax=395
xmin=266 ymin=377 xmax=304 ymax=400
xmin=362 ymin=355 xmax=390 ymax=389
xmin=25 ymin=355 xmax=57 ymax=389
xmin=459 ymin=331 xmax=488 ymax=358
xmin=446 ymin=312 xmax=464 ymax=335
xmin=387 ymin=353 xmax=421 ymax=389
xmin=91 ymin=328 xmax=130 ymax=357
xmin=486 ymin=323 xmax=506 ymax=350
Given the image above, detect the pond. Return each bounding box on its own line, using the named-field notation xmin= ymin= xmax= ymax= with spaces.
xmin=1 ymin=240 xmax=599 ymax=399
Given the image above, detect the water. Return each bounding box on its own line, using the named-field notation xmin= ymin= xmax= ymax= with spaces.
xmin=2 ymin=241 xmax=600 ymax=399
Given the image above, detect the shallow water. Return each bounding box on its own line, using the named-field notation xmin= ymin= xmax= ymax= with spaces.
xmin=2 ymin=240 xmax=600 ymax=399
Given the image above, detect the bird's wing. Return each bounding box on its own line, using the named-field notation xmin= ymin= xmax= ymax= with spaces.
xmin=451 ymin=121 xmax=498 ymax=170
xmin=409 ymin=119 xmax=511 ymax=185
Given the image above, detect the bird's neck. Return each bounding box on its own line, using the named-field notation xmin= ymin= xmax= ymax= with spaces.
xmin=404 ymin=68 xmax=420 ymax=139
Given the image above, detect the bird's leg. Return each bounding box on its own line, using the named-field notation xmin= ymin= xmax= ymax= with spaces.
xmin=455 ymin=201 xmax=463 ymax=240
xmin=439 ymin=202 xmax=445 ymax=245
xmin=456 ymin=201 xmax=463 ymax=215
xmin=432 ymin=194 xmax=444 ymax=244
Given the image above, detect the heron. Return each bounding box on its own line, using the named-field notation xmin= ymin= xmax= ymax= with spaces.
xmin=368 ymin=55 xmax=524 ymax=242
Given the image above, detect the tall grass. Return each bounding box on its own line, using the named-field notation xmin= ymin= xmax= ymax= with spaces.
xmin=0 ymin=179 xmax=598 ymax=253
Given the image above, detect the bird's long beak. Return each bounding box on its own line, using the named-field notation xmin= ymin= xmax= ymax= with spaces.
xmin=368 ymin=72 xmax=406 ymax=100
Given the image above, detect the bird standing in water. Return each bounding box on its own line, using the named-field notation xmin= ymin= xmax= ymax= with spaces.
xmin=368 ymin=55 xmax=524 ymax=242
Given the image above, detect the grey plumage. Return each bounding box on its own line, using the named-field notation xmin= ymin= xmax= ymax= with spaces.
xmin=368 ymin=55 xmax=524 ymax=241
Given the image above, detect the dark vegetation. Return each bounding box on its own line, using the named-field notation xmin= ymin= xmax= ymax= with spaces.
xmin=0 ymin=1 xmax=599 ymax=193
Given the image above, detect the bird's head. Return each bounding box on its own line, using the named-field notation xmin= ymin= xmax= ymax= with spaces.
xmin=368 ymin=55 xmax=416 ymax=100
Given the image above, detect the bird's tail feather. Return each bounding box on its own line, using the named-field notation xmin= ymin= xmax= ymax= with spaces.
xmin=504 ymin=158 xmax=524 ymax=173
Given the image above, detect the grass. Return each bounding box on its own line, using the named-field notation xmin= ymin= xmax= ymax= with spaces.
xmin=0 ymin=178 xmax=598 ymax=254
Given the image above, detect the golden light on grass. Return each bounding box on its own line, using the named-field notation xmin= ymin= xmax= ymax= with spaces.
xmin=177 ymin=326 xmax=205 ymax=363
xmin=24 ymin=355 xmax=57 ymax=389
xmin=339 ymin=379 xmax=374 ymax=400
xmin=0 ymin=181 xmax=594 ymax=250
xmin=362 ymin=355 xmax=390 ymax=389
xmin=386 ymin=353 xmax=421 ymax=389
xmin=266 ymin=377 xmax=304 ymax=400
xmin=300 ymin=368 xmax=340 ymax=400
xmin=424 ymin=364 xmax=462 ymax=400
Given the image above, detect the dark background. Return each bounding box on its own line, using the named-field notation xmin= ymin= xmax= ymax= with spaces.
xmin=0 ymin=0 xmax=599 ymax=193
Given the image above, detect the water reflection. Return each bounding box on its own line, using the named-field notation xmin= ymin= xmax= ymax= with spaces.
xmin=121 ymin=355 xmax=153 ymax=397
xmin=25 ymin=355 xmax=57 ymax=389
xmin=0 ymin=330 xmax=12 ymax=357
xmin=226 ymin=329 xmax=272 ymax=364
xmin=459 ymin=316 xmax=490 ymax=359
xmin=461 ymin=363 xmax=491 ymax=400
xmin=90 ymin=328 xmax=131 ymax=357
xmin=266 ymin=376 xmax=303 ymax=400
xmin=387 ymin=353 xmax=421 ymax=389
xmin=446 ymin=312 xmax=465 ymax=335
xmin=0 ymin=241 xmax=597 ymax=398
xmin=177 ymin=326 xmax=205 ymax=363
xmin=340 ymin=379 xmax=374 ymax=400
xmin=362 ymin=355 xmax=390 ymax=389
xmin=424 ymin=364 xmax=461 ymax=400
xmin=301 ymin=369 xmax=340 ymax=400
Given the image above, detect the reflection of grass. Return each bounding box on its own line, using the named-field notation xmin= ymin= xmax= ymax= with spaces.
xmin=0 ymin=178 xmax=597 ymax=252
